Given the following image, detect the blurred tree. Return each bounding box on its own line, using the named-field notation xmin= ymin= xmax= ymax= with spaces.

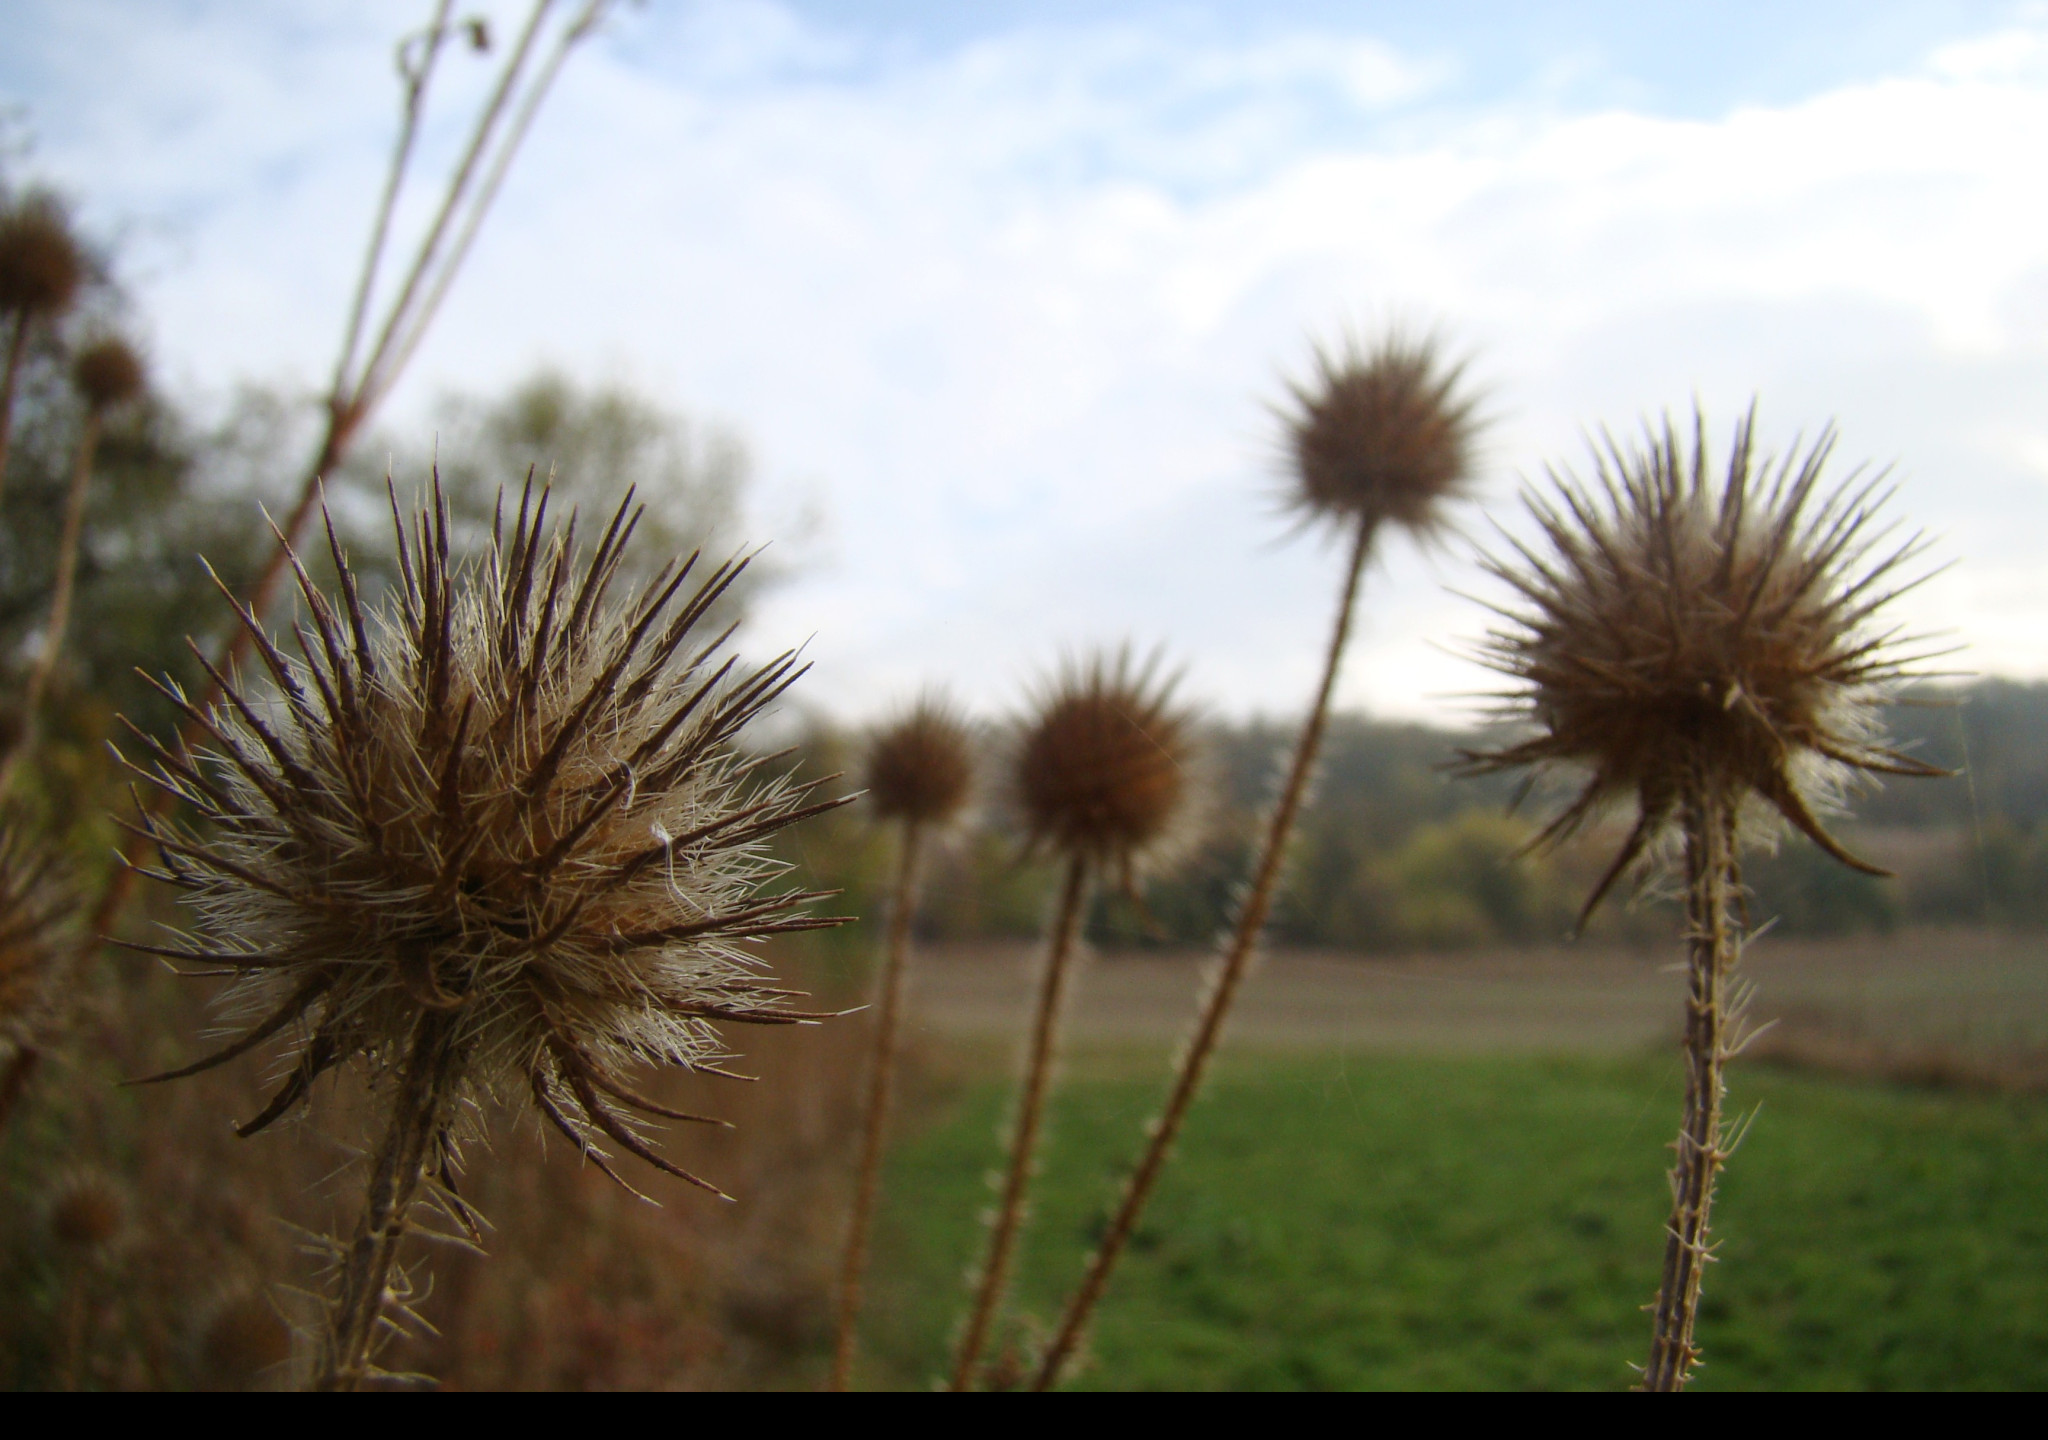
xmin=337 ymin=369 xmax=768 ymax=630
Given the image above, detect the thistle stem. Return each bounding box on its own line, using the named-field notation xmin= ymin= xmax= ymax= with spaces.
xmin=313 ymin=1011 xmax=461 ymax=1392
xmin=0 ymin=1046 xmax=38 ymax=1133
xmin=0 ymin=309 xmax=31 ymax=509
xmin=0 ymin=407 xmax=103 ymax=796
xmin=952 ymin=851 xmax=1090 ymax=1392
xmin=1643 ymin=778 xmax=1740 ymax=1391
xmin=830 ymin=818 xmax=926 ymax=1391
xmin=1033 ymin=515 xmax=1374 ymax=1390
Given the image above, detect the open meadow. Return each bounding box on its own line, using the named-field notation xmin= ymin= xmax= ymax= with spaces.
xmin=831 ymin=927 xmax=2048 ymax=1390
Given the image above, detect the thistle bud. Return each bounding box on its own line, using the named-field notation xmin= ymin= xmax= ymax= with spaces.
xmin=1283 ymin=332 xmax=1479 ymax=538
xmin=73 ymin=337 xmax=144 ymax=412
xmin=1015 ymin=651 xmax=1194 ymax=873
xmin=123 ymin=478 xmax=849 ymax=1193
xmin=865 ymin=697 xmax=974 ymax=827
xmin=1462 ymin=407 xmax=1943 ymax=922
xmin=0 ymin=197 xmax=85 ymax=320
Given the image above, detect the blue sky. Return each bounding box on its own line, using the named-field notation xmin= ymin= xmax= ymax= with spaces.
xmin=5 ymin=1 xmax=2047 ymax=723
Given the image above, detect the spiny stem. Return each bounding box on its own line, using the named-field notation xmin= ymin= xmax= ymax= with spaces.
xmin=1033 ymin=514 xmax=1374 ymax=1390
xmin=313 ymin=1011 xmax=461 ymax=1392
xmin=952 ymin=851 xmax=1090 ymax=1392
xmin=830 ymin=818 xmax=926 ymax=1392
xmin=1642 ymin=776 xmax=1739 ymax=1391
xmin=0 ymin=407 xmax=104 ymax=796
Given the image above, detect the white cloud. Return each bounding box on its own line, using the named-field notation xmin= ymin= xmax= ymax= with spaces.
xmin=7 ymin=1 xmax=2048 ymax=725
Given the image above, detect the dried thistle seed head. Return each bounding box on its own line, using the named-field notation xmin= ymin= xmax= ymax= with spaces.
xmin=73 ymin=337 xmax=145 ymax=411
xmin=49 ymin=1172 xmax=124 ymax=1251
xmin=123 ymin=478 xmax=850 ymax=1196
xmin=0 ymin=810 xmax=77 ymax=1056
xmin=0 ymin=196 xmax=85 ymax=319
xmin=1283 ymin=331 xmax=1481 ymax=537
xmin=1015 ymin=651 xmax=1195 ymax=873
xmin=1462 ymin=406 xmax=1943 ymax=924
xmin=865 ymin=696 xmax=974 ymax=826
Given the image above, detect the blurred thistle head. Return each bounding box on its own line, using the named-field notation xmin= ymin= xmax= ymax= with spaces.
xmin=865 ymin=695 xmax=974 ymax=827
xmin=0 ymin=194 xmax=85 ymax=320
xmin=199 ymin=1292 xmax=295 ymax=1389
xmin=73 ymin=336 xmax=145 ymax=412
xmin=122 ymin=477 xmax=850 ymax=1197
xmin=1015 ymin=650 xmax=1196 ymax=882
xmin=1462 ymin=405 xmax=1944 ymax=926
xmin=49 ymin=1171 xmax=125 ymax=1252
xmin=0 ymin=809 xmax=78 ymax=1055
xmin=1281 ymin=330 xmax=1481 ymax=539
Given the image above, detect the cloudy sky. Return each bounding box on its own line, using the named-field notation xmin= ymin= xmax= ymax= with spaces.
xmin=6 ymin=0 xmax=2047 ymax=724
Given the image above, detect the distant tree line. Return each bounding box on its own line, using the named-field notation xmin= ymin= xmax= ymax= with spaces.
xmin=788 ymin=681 xmax=2048 ymax=954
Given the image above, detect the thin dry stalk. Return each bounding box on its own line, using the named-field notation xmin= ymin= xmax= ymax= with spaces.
xmin=0 ymin=312 xmax=29 ymax=499
xmin=0 ymin=197 xmax=86 ymax=503
xmin=953 ymin=852 xmax=1089 ymax=1392
xmin=0 ymin=1047 xmax=37 ymax=1129
xmin=0 ymin=409 xmax=103 ymax=796
xmin=1643 ymin=780 xmax=1740 ymax=1391
xmin=829 ymin=819 xmax=926 ymax=1391
xmin=1032 ymin=517 xmax=1370 ymax=1389
xmin=91 ymin=0 xmax=608 ymax=938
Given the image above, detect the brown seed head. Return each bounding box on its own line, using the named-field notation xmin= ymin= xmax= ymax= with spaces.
xmin=50 ymin=1174 xmax=123 ymax=1250
xmin=1461 ymin=406 xmax=1944 ymax=924
xmin=0 ymin=196 xmax=85 ymax=319
xmin=866 ymin=696 xmax=974 ymax=826
xmin=1283 ymin=331 xmax=1481 ymax=537
xmin=1015 ymin=651 xmax=1194 ymax=873
xmin=0 ymin=810 xmax=77 ymax=1054
xmin=73 ymin=337 xmax=145 ymax=411
xmin=122 ymin=477 xmax=850 ymax=1195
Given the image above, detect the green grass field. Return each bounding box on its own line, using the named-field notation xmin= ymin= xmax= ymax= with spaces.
xmin=856 ymin=1050 xmax=2048 ymax=1390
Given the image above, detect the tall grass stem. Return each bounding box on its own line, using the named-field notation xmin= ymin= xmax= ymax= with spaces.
xmin=830 ymin=818 xmax=926 ymax=1391
xmin=952 ymin=852 xmax=1090 ymax=1391
xmin=1033 ymin=515 xmax=1374 ymax=1389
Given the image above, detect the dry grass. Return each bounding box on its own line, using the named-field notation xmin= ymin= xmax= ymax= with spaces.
xmin=0 ymin=938 xmax=931 ymax=1391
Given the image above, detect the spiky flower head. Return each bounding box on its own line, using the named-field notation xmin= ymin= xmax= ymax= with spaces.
xmin=865 ymin=696 xmax=974 ymax=827
xmin=1283 ymin=331 xmax=1481 ymax=538
xmin=1015 ymin=651 xmax=1195 ymax=882
xmin=73 ymin=337 xmax=145 ymax=412
xmin=124 ymin=479 xmax=848 ymax=1195
xmin=1462 ymin=406 xmax=1942 ymax=925
xmin=0 ymin=195 xmax=85 ymax=319
xmin=0 ymin=810 xmax=77 ymax=1057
